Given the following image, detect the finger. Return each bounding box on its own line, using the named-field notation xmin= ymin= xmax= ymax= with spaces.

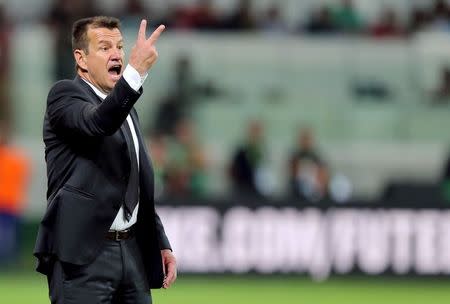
xmin=162 ymin=270 xmax=169 ymax=289
xmin=165 ymin=269 xmax=174 ymax=286
xmin=165 ymin=262 xmax=176 ymax=287
xmin=148 ymin=24 xmax=165 ymax=44
xmin=137 ymin=19 xmax=147 ymax=41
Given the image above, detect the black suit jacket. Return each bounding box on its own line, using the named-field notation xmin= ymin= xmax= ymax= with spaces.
xmin=34 ymin=75 xmax=171 ymax=289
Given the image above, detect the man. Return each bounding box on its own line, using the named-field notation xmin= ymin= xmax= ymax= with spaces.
xmin=229 ymin=120 xmax=268 ymax=198
xmin=288 ymin=127 xmax=329 ymax=202
xmin=0 ymin=120 xmax=30 ymax=266
xmin=34 ymin=16 xmax=177 ymax=304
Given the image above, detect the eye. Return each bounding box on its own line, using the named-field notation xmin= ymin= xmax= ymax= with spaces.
xmin=117 ymin=45 xmax=123 ymax=50
xmin=100 ymin=46 xmax=108 ymax=51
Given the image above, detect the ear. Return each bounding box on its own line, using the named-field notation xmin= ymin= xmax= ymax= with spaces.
xmin=74 ymin=49 xmax=88 ymax=71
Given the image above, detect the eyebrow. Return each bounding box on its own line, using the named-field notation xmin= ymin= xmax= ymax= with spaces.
xmin=97 ymin=40 xmax=111 ymax=47
xmin=98 ymin=39 xmax=123 ymax=45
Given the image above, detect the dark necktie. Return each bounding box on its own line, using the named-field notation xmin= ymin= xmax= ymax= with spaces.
xmin=121 ymin=119 xmax=139 ymax=221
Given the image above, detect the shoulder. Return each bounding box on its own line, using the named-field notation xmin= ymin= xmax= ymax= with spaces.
xmin=49 ymin=79 xmax=81 ymax=94
xmin=47 ymin=78 xmax=89 ymax=101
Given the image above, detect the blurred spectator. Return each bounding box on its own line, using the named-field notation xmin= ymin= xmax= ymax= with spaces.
xmin=287 ymin=127 xmax=329 ymax=202
xmin=46 ymin=0 xmax=97 ymax=81
xmin=147 ymin=132 xmax=169 ymax=200
xmin=442 ymin=150 xmax=450 ymax=203
xmin=0 ymin=120 xmax=31 ymax=266
xmin=429 ymin=0 xmax=450 ymax=32
xmin=0 ymin=5 xmax=12 ymax=123
xmin=370 ymin=7 xmax=404 ymax=38
xmin=171 ymin=0 xmax=219 ymax=30
xmin=170 ymin=6 xmax=191 ymax=30
xmin=332 ymin=0 xmax=364 ymax=34
xmin=118 ymin=0 xmax=151 ymax=28
xmin=153 ymin=55 xmax=194 ymax=135
xmin=303 ymin=5 xmax=338 ymax=35
xmin=153 ymin=54 xmax=221 ymax=135
xmin=223 ymin=0 xmax=256 ymax=31
xmin=164 ymin=119 xmax=208 ymax=198
xmin=260 ymin=4 xmax=288 ymax=34
xmin=191 ymin=0 xmax=220 ymax=30
xmin=408 ymin=6 xmax=431 ymax=34
xmin=32 ymin=0 xmax=450 ymax=38
xmin=431 ymin=66 xmax=450 ymax=104
xmin=229 ymin=120 xmax=269 ymax=198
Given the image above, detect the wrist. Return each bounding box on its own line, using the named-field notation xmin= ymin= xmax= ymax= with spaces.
xmin=123 ymin=64 xmax=148 ymax=91
xmin=129 ymin=64 xmax=146 ymax=77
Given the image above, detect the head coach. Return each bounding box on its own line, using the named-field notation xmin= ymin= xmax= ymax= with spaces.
xmin=33 ymin=16 xmax=177 ymax=304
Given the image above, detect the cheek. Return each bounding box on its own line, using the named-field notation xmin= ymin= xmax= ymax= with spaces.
xmin=90 ymin=55 xmax=106 ymax=69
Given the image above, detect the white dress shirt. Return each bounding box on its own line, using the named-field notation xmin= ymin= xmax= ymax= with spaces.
xmin=82 ymin=64 xmax=148 ymax=231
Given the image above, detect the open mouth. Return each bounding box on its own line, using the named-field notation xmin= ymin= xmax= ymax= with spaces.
xmin=108 ymin=64 xmax=122 ymax=79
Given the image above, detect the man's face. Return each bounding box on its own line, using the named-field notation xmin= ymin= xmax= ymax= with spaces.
xmin=81 ymin=27 xmax=124 ymax=93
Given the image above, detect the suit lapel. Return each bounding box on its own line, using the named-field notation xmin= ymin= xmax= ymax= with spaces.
xmin=74 ymin=76 xmax=103 ymax=105
xmin=74 ymin=76 xmax=152 ymax=199
xmin=75 ymin=76 xmax=133 ymax=170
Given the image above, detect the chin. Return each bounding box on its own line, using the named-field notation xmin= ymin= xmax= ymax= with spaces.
xmin=109 ymin=80 xmax=119 ymax=88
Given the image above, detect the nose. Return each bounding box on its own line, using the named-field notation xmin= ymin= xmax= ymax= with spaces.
xmin=110 ymin=47 xmax=123 ymax=61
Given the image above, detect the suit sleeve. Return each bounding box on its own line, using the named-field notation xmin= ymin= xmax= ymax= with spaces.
xmin=155 ymin=212 xmax=172 ymax=250
xmin=47 ymin=77 xmax=142 ymax=137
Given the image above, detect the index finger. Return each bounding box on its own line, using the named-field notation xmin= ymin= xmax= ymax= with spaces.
xmin=164 ymin=267 xmax=176 ymax=288
xmin=137 ymin=19 xmax=147 ymax=41
xmin=148 ymin=24 xmax=165 ymax=44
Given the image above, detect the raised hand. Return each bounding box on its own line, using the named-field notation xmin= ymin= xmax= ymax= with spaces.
xmin=129 ymin=19 xmax=165 ymax=76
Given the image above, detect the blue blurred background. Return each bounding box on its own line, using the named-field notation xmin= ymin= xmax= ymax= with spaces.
xmin=1 ymin=0 xmax=450 ymax=303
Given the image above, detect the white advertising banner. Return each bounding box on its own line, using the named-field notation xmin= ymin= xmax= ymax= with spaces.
xmin=157 ymin=206 xmax=450 ymax=279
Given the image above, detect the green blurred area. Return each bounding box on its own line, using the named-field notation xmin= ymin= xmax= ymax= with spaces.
xmin=3 ymin=221 xmax=450 ymax=304
xmin=1 ymin=272 xmax=450 ymax=304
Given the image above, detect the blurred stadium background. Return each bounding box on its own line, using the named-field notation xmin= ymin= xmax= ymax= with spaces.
xmin=1 ymin=0 xmax=450 ymax=303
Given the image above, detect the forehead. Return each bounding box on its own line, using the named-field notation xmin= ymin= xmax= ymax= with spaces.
xmin=87 ymin=27 xmax=123 ymax=45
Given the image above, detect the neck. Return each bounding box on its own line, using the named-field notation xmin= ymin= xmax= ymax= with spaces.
xmin=77 ymin=70 xmax=110 ymax=95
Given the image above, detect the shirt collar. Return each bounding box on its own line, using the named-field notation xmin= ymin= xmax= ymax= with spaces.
xmin=81 ymin=78 xmax=108 ymax=100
